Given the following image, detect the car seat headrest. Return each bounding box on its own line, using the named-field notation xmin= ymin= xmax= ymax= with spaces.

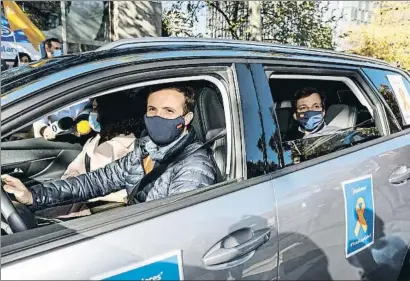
xmin=192 ymin=87 xmax=225 ymax=143
xmin=325 ymin=104 xmax=357 ymax=129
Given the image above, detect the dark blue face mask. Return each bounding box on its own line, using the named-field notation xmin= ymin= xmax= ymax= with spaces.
xmin=296 ymin=111 xmax=324 ymax=132
xmin=144 ymin=114 xmax=185 ymax=146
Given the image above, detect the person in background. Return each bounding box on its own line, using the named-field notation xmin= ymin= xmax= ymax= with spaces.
xmin=42 ymin=37 xmax=62 ymax=59
xmin=34 ymin=37 xmax=84 ymax=142
xmin=32 ymin=100 xmax=92 ymax=141
xmin=63 ymin=94 xmax=142 ymax=180
xmin=13 ymin=52 xmax=32 ymax=67
xmin=35 ymin=93 xmax=143 ymax=218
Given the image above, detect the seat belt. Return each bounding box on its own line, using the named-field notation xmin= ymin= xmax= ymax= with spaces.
xmin=127 ymin=128 xmax=227 ymax=205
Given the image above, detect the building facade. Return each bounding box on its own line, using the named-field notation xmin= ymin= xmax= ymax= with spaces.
xmin=1 ymin=0 xmax=162 ymax=65
xmin=324 ymin=1 xmax=380 ymax=50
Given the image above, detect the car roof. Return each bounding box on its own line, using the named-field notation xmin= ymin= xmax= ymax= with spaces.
xmin=97 ymin=37 xmax=392 ymax=66
xmin=0 ymin=37 xmax=397 ymax=106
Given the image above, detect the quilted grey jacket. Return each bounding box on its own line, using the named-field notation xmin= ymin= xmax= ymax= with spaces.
xmin=30 ymin=131 xmax=216 ymax=210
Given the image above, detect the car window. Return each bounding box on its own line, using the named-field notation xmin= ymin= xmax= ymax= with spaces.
xmin=3 ymin=99 xmax=95 ymax=143
xmin=236 ymin=64 xmax=268 ymax=179
xmin=1 ymin=79 xmax=231 ymax=235
xmin=268 ymin=76 xmax=382 ymax=167
xmin=362 ymin=68 xmax=410 ymax=130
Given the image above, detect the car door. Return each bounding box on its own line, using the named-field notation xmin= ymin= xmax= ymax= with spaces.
xmin=1 ymin=138 xmax=81 ymax=186
xmin=249 ymin=62 xmax=410 ymax=280
xmin=1 ymin=61 xmax=279 ymax=280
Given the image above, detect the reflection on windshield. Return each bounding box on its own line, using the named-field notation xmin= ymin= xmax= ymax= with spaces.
xmin=0 ymin=56 xmax=80 ymax=93
xmin=283 ymin=127 xmax=381 ymax=167
xmin=1 ymin=59 xmax=52 ymax=83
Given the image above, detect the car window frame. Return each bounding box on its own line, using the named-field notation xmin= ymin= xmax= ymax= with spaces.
xmin=9 ymin=75 xmax=235 ymax=176
xmin=360 ymin=67 xmax=410 ymax=131
xmin=263 ymin=65 xmax=391 ymax=135
xmin=248 ymin=61 xmax=405 ymax=176
xmin=269 ymin=74 xmax=376 ymax=120
xmin=0 ymin=60 xmax=254 ymax=262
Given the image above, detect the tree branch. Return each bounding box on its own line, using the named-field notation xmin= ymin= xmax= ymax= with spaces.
xmin=207 ymin=1 xmax=239 ymax=39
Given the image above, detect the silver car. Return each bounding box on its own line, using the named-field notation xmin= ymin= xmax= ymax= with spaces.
xmin=1 ymin=38 xmax=410 ymax=280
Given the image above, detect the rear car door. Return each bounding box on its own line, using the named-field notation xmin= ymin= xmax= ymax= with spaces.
xmin=1 ymin=60 xmax=279 ymax=280
xmin=249 ymin=62 xmax=410 ymax=280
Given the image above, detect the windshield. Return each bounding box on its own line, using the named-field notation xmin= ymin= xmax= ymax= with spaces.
xmin=0 ymin=54 xmax=89 ymax=96
xmin=1 ymin=58 xmax=59 ymax=90
xmin=1 ymin=63 xmax=38 ymax=81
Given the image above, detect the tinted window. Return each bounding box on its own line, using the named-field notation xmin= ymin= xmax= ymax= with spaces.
xmin=236 ymin=64 xmax=266 ymax=178
xmin=267 ymin=76 xmax=381 ymax=168
xmin=250 ymin=64 xmax=283 ymax=172
xmin=363 ymin=68 xmax=410 ymax=130
xmin=1 ymin=78 xmax=234 ymax=237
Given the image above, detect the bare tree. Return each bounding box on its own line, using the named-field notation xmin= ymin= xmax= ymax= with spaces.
xmin=163 ymin=1 xmax=341 ymax=50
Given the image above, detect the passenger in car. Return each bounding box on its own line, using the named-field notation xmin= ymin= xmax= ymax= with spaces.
xmin=35 ymin=93 xmax=142 ymax=218
xmin=288 ymin=87 xmax=341 ymax=140
xmin=3 ymin=83 xmax=217 ymax=210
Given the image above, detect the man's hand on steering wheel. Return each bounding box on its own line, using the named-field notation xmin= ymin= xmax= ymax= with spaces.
xmin=1 ymin=175 xmax=33 ymax=205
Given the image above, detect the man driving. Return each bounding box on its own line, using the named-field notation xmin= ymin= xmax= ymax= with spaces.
xmin=290 ymin=87 xmax=340 ymax=139
xmin=3 ymin=83 xmax=217 ymax=210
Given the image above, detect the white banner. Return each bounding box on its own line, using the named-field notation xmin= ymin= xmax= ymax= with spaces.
xmin=1 ymin=40 xmax=41 ymax=61
xmin=1 ymin=17 xmax=41 ymax=61
xmin=387 ymin=74 xmax=410 ymax=125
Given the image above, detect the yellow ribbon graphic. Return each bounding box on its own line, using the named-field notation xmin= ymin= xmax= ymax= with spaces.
xmin=354 ymin=197 xmax=368 ymax=237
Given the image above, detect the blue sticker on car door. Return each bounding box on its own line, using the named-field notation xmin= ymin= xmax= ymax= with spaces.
xmin=342 ymin=175 xmax=375 ymax=258
xmin=91 ymin=251 xmax=184 ymax=280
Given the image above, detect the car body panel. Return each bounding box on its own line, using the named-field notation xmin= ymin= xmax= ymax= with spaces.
xmin=250 ymin=61 xmax=410 ymax=280
xmin=1 ymin=181 xmax=278 ymax=280
xmin=272 ymin=133 xmax=410 ymax=280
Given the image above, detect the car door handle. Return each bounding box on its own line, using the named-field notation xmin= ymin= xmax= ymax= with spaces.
xmin=389 ymin=165 xmax=410 ymax=185
xmin=203 ymin=228 xmax=271 ymax=267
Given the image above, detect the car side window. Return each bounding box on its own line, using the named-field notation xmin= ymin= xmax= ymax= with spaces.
xmin=362 ymin=68 xmax=410 ymax=130
xmin=2 ymin=100 xmax=94 ymax=143
xmin=236 ymin=64 xmax=268 ymax=178
xmin=268 ymin=76 xmax=382 ymax=167
xmin=1 ymin=79 xmax=231 ymax=234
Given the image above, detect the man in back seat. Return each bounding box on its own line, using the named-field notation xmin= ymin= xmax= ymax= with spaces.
xmin=287 ymin=87 xmax=341 ymax=140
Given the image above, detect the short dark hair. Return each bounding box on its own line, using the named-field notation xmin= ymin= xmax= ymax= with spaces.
xmin=44 ymin=38 xmax=61 ymax=48
xmin=95 ymin=93 xmax=143 ymax=142
xmin=13 ymin=52 xmax=31 ymax=67
xmin=147 ymin=83 xmax=196 ymax=114
xmin=293 ymin=87 xmax=326 ymax=108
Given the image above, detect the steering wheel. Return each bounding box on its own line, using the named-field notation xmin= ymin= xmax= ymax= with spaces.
xmin=1 ymin=180 xmax=37 ymax=233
